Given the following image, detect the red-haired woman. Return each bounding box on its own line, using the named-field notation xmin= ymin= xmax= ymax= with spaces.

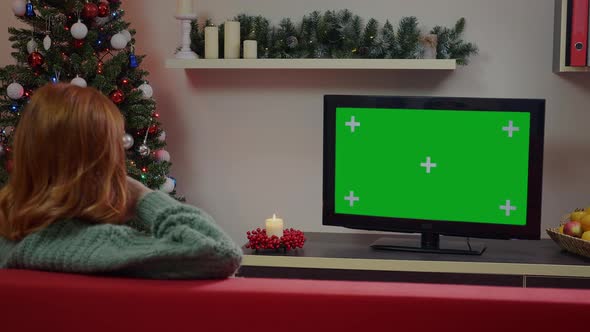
xmin=0 ymin=84 xmax=241 ymax=279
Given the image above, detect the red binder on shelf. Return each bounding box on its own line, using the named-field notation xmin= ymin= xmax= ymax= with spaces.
xmin=570 ymin=0 xmax=589 ymax=66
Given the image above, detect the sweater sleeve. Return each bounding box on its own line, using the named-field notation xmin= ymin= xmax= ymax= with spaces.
xmin=131 ymin=191 xmax=243 ymax=279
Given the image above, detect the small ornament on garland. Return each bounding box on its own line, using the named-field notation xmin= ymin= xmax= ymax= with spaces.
xmin=70 ymin=75 xmax=87 ymax=88
xmin=25 ymin=0 xmax=35 ymax=18
xmin=109 ymin=89 xmax=125 ymax=104
xmin=7 ymin=82 xmax=24 ymax=100
xmin=27 ymin=51 xmax=44 ymax=69
xmin=97 ymin=2 xmax=110 ymax=17
xmin=43 ymin=18 xmax=52 ymax=51
xmin=12 ymin=0 xmax=26 ymax=16
xmin=71 ymin=20 xmax=89 ymax=39
xmin=82 ymin=2 xmax=99 ymax=20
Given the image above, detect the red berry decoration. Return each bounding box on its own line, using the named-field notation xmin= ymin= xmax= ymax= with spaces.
xmin=27 ymin=51 xmax=44 ymax=68
xmin=97 ymin=2 xmax=110 ymax=17
xmin=245 ymin=228 xmax=306 ymax=252
xmin=82 ymin=2 xmax=99 ymax=19
xmin=109 ymin=89 xmax=125 ymax=104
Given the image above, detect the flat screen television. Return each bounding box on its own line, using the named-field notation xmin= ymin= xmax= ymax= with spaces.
xmin=323 ymin=95 xmax=545 ymax=255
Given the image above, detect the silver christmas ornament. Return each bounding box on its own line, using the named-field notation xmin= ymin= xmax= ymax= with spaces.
xmin=138 ymin=83 xmax=153 ymax=99
xmin=71 ymin=20 xmax=88 ymax=40
xmin=159 ymin=177 xmax=175 ymax=193
xmin=110 ymin=33 xmax=127 ymax=50
xmin=137 ymin=143 xmax=150 ymax=157
xmin=7 ymin=82 xmax=24 ymax=100
xmin=12 ymin=0 xmax=26 ymax=16
xmin=26 ymin=38 xmax=38 ymax=54
xmin=43 ymin=34 xmax=51 ymax=51
xmin=70 ymin=75 xmax=87 ymax=88
xmin=122 ymin=133 xmax=134 ymax=150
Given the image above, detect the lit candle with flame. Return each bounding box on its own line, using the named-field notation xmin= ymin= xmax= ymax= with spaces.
xmin=265 ymin=214 xmax=284 ymax=238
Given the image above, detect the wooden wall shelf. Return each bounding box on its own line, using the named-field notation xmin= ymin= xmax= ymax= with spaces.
xmin=165 ymin=58 xmax=457 ymax=70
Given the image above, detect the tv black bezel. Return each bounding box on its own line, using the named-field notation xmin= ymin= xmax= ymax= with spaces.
xmin=323 ymin=95 xmax=545 ymax=240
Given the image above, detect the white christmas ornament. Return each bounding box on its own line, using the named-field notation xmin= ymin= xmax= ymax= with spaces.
xmin=110 ymin=33 xmax=128 ymax=50
xmin=12 ymin=0 xmax=26 ymax=16
xmin=138 ymin=83 xmax=153 ymax=99
xmin=71 ymin=20 xmax=88 ymax=40
xmin=158 ymin=131 xmax=166 ymax=142
xmin=70 ymin=75 xmax=87 ymax=88
xmin=43 ymin=35 xmax=52 ymax=51
xmin=120 ymin=30 xmax=132 ymax=42
xmin=7 ymin=82 xmax=24 ymax=100
xmin=26 ymin=39 xmax=38 ymax=54
xmin=155 ymin=150 xmax=170 ymax=162
xmin=160 ymin=177 xmax=175 ymax=193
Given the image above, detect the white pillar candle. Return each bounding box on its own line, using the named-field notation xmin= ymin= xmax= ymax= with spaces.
xmin=224 ymin=21 xmax=240 ymax=59
xmin=265 ymin=214 xmax=284 ymax=238
xmin=176 ymin=0 xmax=193 ymax=16
xmin=205 ymin=26 xmax=219 ymax=59
xmin=243 ymin=40 xmax=257 ymax=59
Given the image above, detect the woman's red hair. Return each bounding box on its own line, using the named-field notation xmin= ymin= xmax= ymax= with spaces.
xmin=0 ymin=84 xmax=128 ymax=241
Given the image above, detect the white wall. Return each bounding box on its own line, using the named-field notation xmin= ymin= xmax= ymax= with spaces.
xmin=2 ymin=0 xmax=590 ymax=242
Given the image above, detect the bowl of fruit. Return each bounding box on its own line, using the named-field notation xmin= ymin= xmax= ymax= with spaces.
xmin=546 ymin=208 xmax=590 ymax=258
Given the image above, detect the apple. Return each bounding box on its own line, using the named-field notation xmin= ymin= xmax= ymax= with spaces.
xmin=563 ymin=221 xmax=583 ymax=238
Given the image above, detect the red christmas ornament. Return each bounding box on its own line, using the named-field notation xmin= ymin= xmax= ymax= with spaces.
xmin=82 ymin=2 xmax=99 ymax=19
xmin=73 ymin=39 xmax=85 ymax=48
xmin=109 ymin=89 xmax=125 ymax=104
xmin=148 ymin=124 xmax=159 ymax=134
xmin=97 ymin=60 xmax=104 ymax=74
xmin=97 ymin=2 xmax=110 ymax=17
xmin=28 ymin=52 xmax=44 ymax=68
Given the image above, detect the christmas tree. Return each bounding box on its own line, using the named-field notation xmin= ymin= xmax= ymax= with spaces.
xmin=1 ymin=0 xmax=180 ymax=198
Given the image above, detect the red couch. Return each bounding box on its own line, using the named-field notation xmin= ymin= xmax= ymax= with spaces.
xmin=1 ymin=269 xmax=589 ymax=332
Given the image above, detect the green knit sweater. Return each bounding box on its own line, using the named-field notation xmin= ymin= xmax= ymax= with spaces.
xmin=0 ymin=191 xmax=243 ymax=279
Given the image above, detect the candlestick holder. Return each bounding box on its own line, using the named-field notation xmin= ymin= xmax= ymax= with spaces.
xmin=175 ymin=14 xmax=198 ymax=59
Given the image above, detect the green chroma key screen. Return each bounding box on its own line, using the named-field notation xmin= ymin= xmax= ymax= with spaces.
xmin=334 ymin=107 xmax=531 ymax=226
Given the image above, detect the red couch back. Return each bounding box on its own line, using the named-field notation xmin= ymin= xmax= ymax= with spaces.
xmin=1 ymin=269 xmax=588 ymax=332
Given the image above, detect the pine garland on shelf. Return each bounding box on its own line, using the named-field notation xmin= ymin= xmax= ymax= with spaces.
xmin=189 ymin=10 xmax=478 ymax=64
